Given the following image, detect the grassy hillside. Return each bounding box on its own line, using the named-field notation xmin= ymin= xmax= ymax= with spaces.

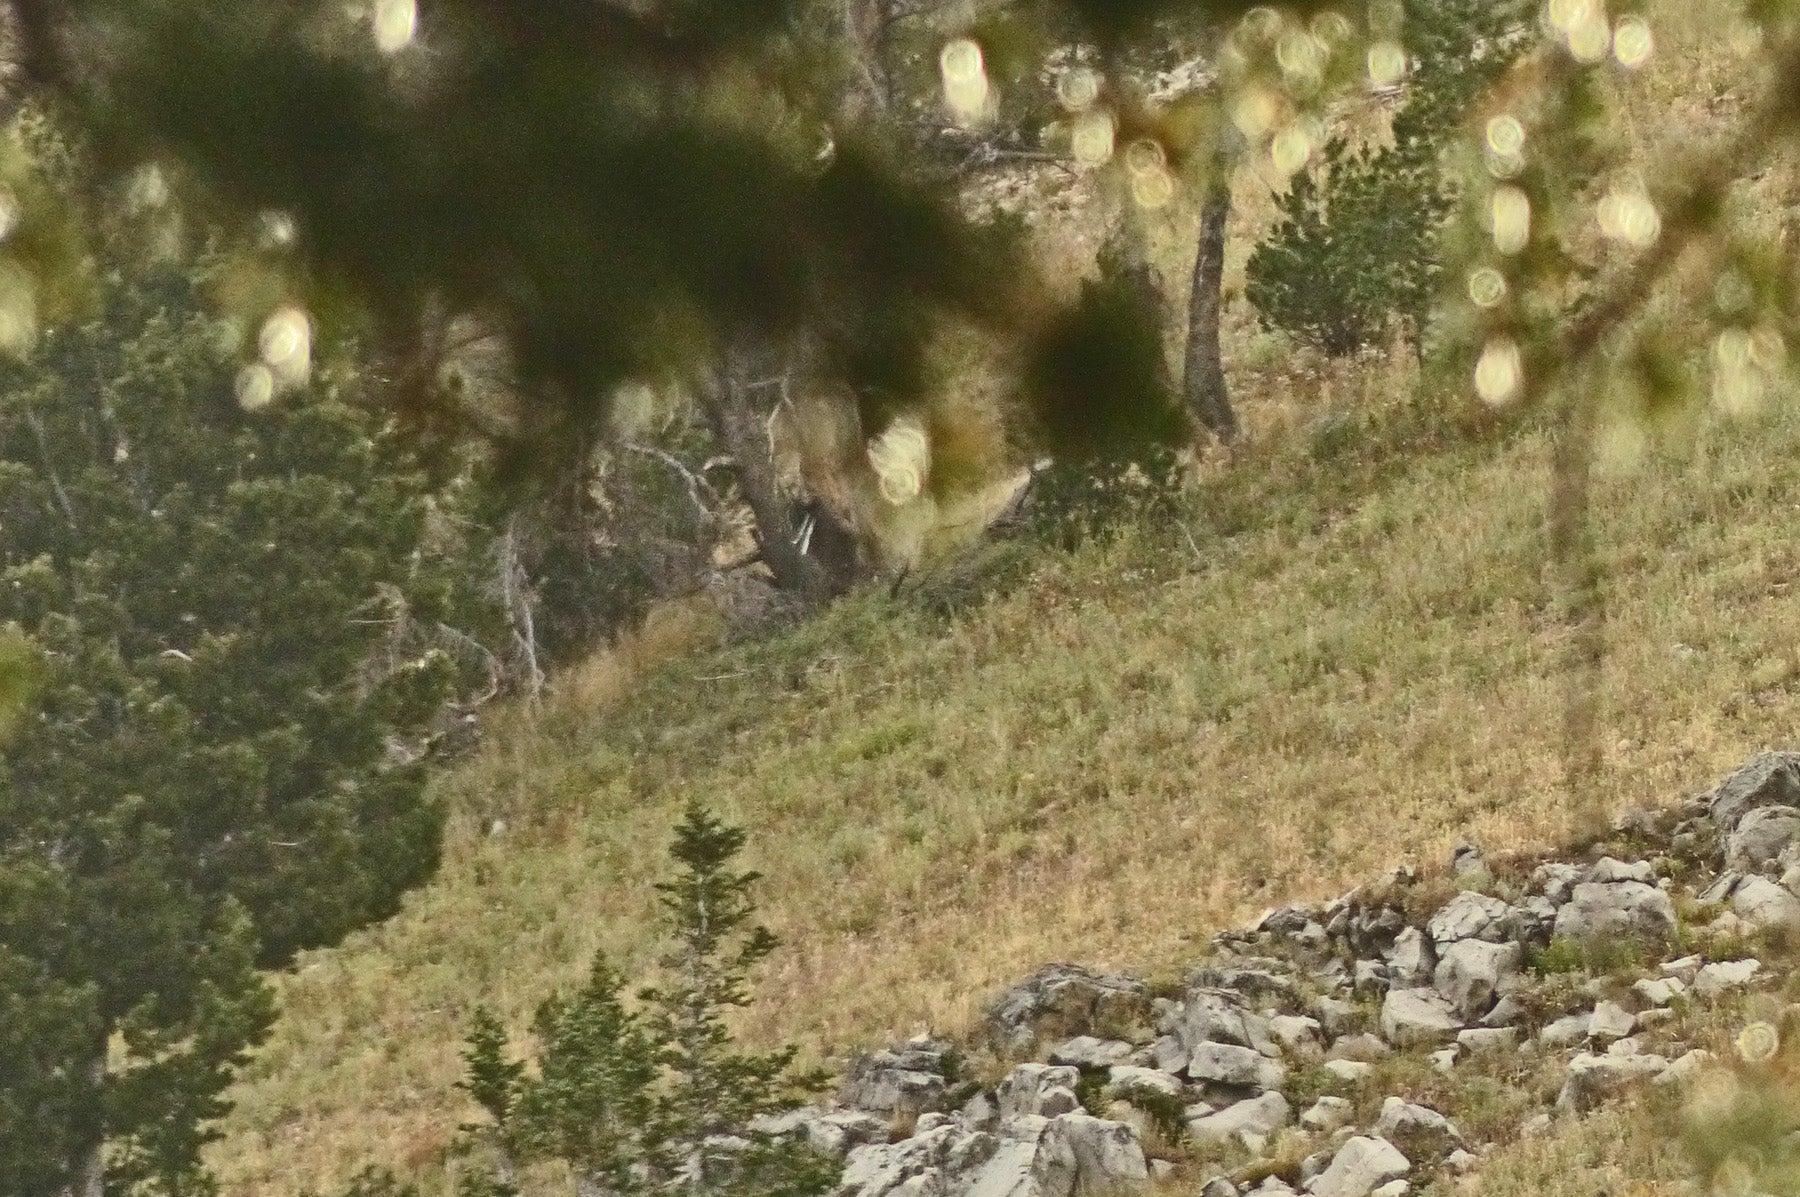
xmin=215 ymin=380 xmax=1800 ymax=1194
xmin=209 ymin=6 xmax=1796 ymax=1192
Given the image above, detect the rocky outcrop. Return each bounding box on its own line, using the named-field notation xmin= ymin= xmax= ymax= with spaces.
xmin=822 ymin=754 xmax=1800 ymax=1197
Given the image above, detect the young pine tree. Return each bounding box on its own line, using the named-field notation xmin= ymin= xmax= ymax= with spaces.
xmin=457 ymin=805 xmax=833 ymax=1197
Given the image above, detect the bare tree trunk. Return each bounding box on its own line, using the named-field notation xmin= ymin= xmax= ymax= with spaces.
xmin=696 ymin=360 xmax=851 ymax=607
xmin=1182 ymin=140 xmax=1242 ymax=444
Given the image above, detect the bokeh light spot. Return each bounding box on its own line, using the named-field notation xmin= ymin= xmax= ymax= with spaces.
xmin=1475 ymin=338 xmax=1523 ymax=405
xmin=1613 ymin=15 xmax=1653 ymax=67
xmin=1467 ymin=266 xmax=1508 ymax=308
xmin=1490 ymin=186 xmax=1531 ymax=255
xmin=373 ymin=0 xmax=417 ymax=54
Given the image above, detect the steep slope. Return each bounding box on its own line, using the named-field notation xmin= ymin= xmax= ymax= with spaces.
xmin=213 ymin=391 xmax=1800 ymax=1194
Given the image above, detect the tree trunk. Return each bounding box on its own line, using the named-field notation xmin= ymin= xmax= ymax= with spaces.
xmin=696 ymin=360 xmax=859 ymax=606
xmin=1182 ymin=142 xmax=1242 ymax=444
xmin=70 ymin=1043 xmax=106 ymax=1197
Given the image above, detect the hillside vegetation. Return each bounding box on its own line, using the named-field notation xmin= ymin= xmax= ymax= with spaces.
xmin=200 ymin=3 xmax=1800 ymax=1193
xmin=213 ymin=376 xmax=1800 ymax=1194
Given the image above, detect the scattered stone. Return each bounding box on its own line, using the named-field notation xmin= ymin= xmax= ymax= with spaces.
xmin=1148 ymin=1034 xmax=1187 ymax=1074
xmin=1150 ymin=1159 xmax=1175 ymax=1181
xmin=1428 ymin=1048 xmax=1458 ymax=1073
xmin=1328 ymin=1033 xmax=1392 ymax=1062
xmin=1732 ymin=876 xmax=1800 ymax=935
xmin=1434 ymin=939 xmax=1523 ymax=1019
xmin=1586 ymin=857 xmax=1655 ymax=885
xmin=1445 ymin=1149 xmax=1478 ymax=1175
xmin=1270 ymin=1015 xmax=1324 ymax=1054
xmin=1177 ymin=991 xmax=1278 ymax=1056
xmin=1457 ymin=1026 xmax=1518 ymax=1054
xmin=1187 ymin=1042 xmax=1287 ymax=1091
xmin=1635 ymin=1008 xmax=1676 ymax=1030
xmin=1304 ymin=1136 xmax=1410 ymax=1197
xmin=1301 ymin=1096 xmax=1355 ymax=1134
xmin=1200 ymin=1177 xmax=1238 ymax=1197
xmin=1556 ymin=1051 xmax=1670 ymax=1111
xmin=914 ymin=1112 xmax=953 ymax=1134
xmin=962 ymin=1091 xmax=999 ymax=1132
xmin=1655 ymin=1049 xmax=1717 ymax=1087
xmin=1355 ymin=960 xmax=1391 ymax=996
xmin=1386 ymin=928 xmax=1436 ymax=988
xmin=1428 ymin=892 xmax=1513 ymax=944
xmin=1050 ymin=1036 xmax=1134 ymax=1070
xmin=1698 ymin=872 xmax=1742 ymax=906
xmin=1589 ymin=1001 xmax=1636 ymax=1042
xmin=754 ymin=1108 xmax=889 ymax=1158
xmin=1727 ymin=806 xmax=1800 ymax=872
xmin=1370 ymin=1182 xmax=1409 ymax=1197
xmin=1660 ymin=956 xmax=1704 ymax=984
xmin=1374 ymin=1097 xmax=1463 ymax=1162
xmin=1539 ymin=1013 xmax=1592 ymax=1048
xmin=996 ymin=1063 xmax=1082 ymax=1122
xmin=1519 ymin=1113 xmax=1553 ymax=1139
xmin=1633 ymin=976 xmax=1685 ymax=1006
xmin=1323 ymin=1059 xmax=1373 ymax=1084
xmin=1051 ymin=1112 xmax=1152 ymax=1194
xmin=1313 ymin=997 xmax=1358 ymax=1037
xmin=841 ymin=1044 xmax=952 ymax=1119
xmin=1380 ymin=988 xmax=1461 ymax=1047
xmin=1694 ymin=958 xmax=1763 ymax=999
xmin=1452 ymin=843 xmax=1494 ymax=890
xmin=1532 ymin=862 xmax=1584 ymax=905
xmin=1186 ymin=1092 xmax=1293 ymax=1151
xmin=1106 ymin=1065 xmax=1182 ymax=1102
xmin=1480 ymin=995 xmax=1528 ymax=1027
xmin=987 ymin=965 xmax=1153 ymax=1053
xmin=1551 ymin=881 xmax=1677 ymax=946
xmin=1708 ymin=751 xmax=1800 ymax=832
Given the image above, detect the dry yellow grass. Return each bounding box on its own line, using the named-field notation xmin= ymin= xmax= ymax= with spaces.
xmin=213 ymin=387 xmax=1800 ymax=1195
xmin=207 ymin=6 xmax=1794 ymax=1193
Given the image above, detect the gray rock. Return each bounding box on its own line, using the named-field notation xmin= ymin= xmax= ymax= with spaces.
xmin=1456 ymin=1026 xmax=1518 ymax=1054
xmin=1187 ymin=1091 xmax=1293 ymax=1150
xmin=1427 ymin=892 xmax=1512 ymax=944
xmin=1693 ymin=958 xmax=1763 ymax=998
xmin=997 ymin=1064 xmax=1082 ymax=1122
xmin=962 ymin=1091 xmax=1000 ymax=1133
xmin=1480 ymin=995 xmax=1528 ymax=1027
xmin=1187 ymin=1042 xmax=1286 ymax=1091
xmin=1313 ymin=996 xmax=1358 ymax=1037
xmin=1551 ymin=881 xmax=1677 ymax=946
xmin=1509 ymin=895 xmax=1558 ymax=945
xmin=1452 ymin=843 xmax=1493 ymax=889
xmin=1304 ymin=1136 xmax=1410 ymax=1197
xmin=915 ymin=1112 xmax=954 ymax=1134
xmin=1047 ymin=1112 xmax=1151 ymax=1195
xmin=1301 ymin=1096 xmax=1354 ymax=1133
xmin=1708 ymin=751 xmax=1800 ymax=832
xmin=1433 ymin=939 xmax=1522 ymax=1019
xmin=842 ymin=1046 xmax=952 ymax=1119
xmin=1589 ymin=1001 xmax=1636 ymax=1042
xmin=1727 ymin=806 xmax=1800 ymax=871
xmin=1328 ymin=1033 xmax=1392 ymax=1062
xmin=987 ymin=965 xmax=1153 ymax=1053
xmin=1270 ymin=1015 xmax=1323 ymax=1054
xmin=1532 ymin=862 xmax=1585 ymax=905
xmin=1540 ymin=1013 xmax=1593 ymax=1048
xmin=1379 ymin=988 xmax=1461 ymax=1047
xmin=1654 ymin=1049 xmax=1717 ymax=1087
xmin=1370 ymin=1183 xmax=1409 ymax=1197
xmin=1633 ymin=977 xmax=1685 ymax=1006
xmin=1586 ymin=857 xmax=1654 ymax=885
xmin=1105 ymin=1065 xmax=1182 ymax=1102
xmin=1354 ymin=960 xmax=1391 ymax=997
xmin=1428 ymin=1048 xmax=1458 ymax=1073
xmin=1049 ymin=1036 xmax=1134 ymax=1070
xmin=1698 ymin=872 xmax=1742 ymax=905
xmin=1176 ymin=991 xmax=1277 ymax=1056
xmin=1660 ymin=955 xmax=1704 ymax=984
xmin=1373 ymin=1097 xmax=1462 ymax=1161
xmin=1385 ymin=928 xmax=1436 ymax=988
xmin=1147 ymin=1034 xmax=1187 ymax=1074
xmin=754 ymin=1107 xmax=888 ymax=1159
xmin=1444 ymin=1149 xmax=1478 ymax=1175
xmin=1519 ymin=1113 xmax=1553 ymax=1139
xmin=1200 ymin=1179 xmax=1238 ymax=1197
xmin=1323 ymin=1059 xmax=1373 ymax=1083
xmin=1732 ymin=876 xmax=1800 ymax=935
xmin=1556 ymin=1052 xmax=1670 ymax=1111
